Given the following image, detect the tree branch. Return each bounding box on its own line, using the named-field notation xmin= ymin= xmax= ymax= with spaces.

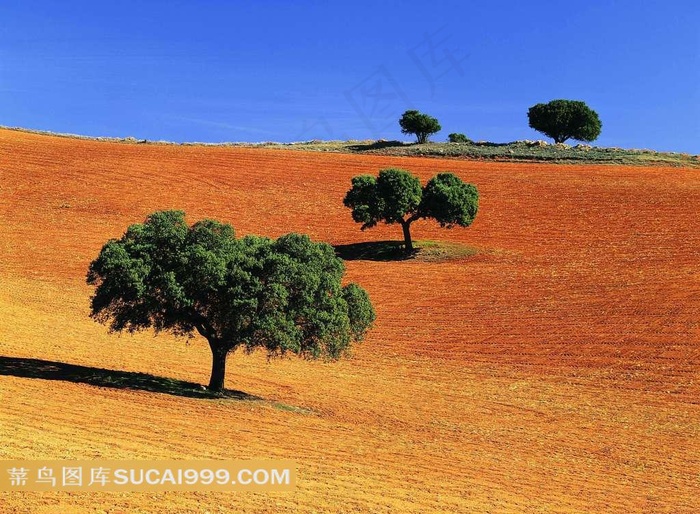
xmin=406 ymin=213 xmax=421 ymax=224
xmin=191 ymin=312 xmax=213 ymax=340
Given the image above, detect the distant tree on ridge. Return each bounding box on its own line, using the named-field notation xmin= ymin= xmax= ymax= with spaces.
xmin=399 ymin=110 xmax=441 ymax=144
xmin=527 ymin=99 xmax=602 ymax=144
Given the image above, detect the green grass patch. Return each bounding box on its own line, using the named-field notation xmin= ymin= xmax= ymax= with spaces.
xmin=414 ymin=240 xmax=478 ymax=262
xmin=270 ymin=402 xmax=316 ymax=415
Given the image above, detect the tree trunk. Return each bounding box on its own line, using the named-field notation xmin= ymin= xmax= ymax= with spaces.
xmin=208 ymin=342 xmax=229 ymax=392
xmin=401 ymin=220 xmax=414 ymax=253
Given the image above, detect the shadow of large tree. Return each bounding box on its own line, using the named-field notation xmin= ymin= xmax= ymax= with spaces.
xmin=0 ymin=356 xmax=260 ymax=400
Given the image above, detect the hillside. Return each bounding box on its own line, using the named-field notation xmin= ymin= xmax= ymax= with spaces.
xmin=258 ymin=139 xmax=700 ymax=168
xmin=1 ymin=128 xmax=699 ymax=513
xmin=2 ymin=126 xmax=699 ymax=167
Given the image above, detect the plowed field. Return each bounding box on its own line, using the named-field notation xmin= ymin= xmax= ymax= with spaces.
xmin=1 ymin=129 xmax=698 ymax=513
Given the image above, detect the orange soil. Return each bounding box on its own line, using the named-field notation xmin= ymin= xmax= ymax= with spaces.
xmin=0 ymin=129 xmax=698 ymax=513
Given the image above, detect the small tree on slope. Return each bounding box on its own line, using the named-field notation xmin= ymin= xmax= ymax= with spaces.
xmin=343 ymin=168 xmax=478 ymax=253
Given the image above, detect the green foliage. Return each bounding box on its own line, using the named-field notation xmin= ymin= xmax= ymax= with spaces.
xmin=87 ymin=211 xmax=375 ymax=391
xmin=343 ymin=169 xmax=422 ymax=229
xmin=421 ymin=173 xmax=479 ymax=227
xmin=527 ymin=99 xmax=602 ymax=144
xmin=399 ymin=110 xmax=441 ymax=144
xmin=343 ymin=175 xmax=379 ymax=229
xmin=375 ymin=168 xmax=423 ymax=224
xmin=448 ymin=133 xmax=470 ymax=143
xmin=341 ymin=283 xmax=376 ymax=340
xmin=343 ymin=168 xmax=478 ymax=252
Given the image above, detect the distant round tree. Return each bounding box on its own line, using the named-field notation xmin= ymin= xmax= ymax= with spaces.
xmin=527 ymin=99 xmax=602 ymax=144
xmin=399 ymin=110 xmax=441 ymax=144
xmin=343 ymin=168 xmax=478 ymax=253
xmin=448 ymin=133 xmax=470 ymax=143
xmin=87 ymin=210 xmax=375 ymax=392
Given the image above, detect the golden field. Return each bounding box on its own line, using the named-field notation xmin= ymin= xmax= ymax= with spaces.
xmin=0 ymin=129 xmax=698 ymax=513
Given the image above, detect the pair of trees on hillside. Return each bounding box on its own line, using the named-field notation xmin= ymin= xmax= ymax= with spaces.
xmin=88 ymin=169 xmax=479 ymax=393
xmin=401 ymin=100 xmax=602 ymax=145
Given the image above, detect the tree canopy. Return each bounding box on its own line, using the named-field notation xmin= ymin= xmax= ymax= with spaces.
xmin=527 ymin=99 xmax=602 ymax=144
xmin=87 ymin=210 xmax=375 ymax=392
xmin=448 ymin=133 xmax=470 ymax=143
xmin=399 ymin=110 xmax=441 ymax=144
xmin=343 ymin=168 xmax=478 ymax=252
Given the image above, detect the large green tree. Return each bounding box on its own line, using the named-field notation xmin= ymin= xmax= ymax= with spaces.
xmin=343 ymin=168 xmax=478 ymax=253
xmin=86 ymin=211 xmax=375 ymax=392
xmin=399 ymin=110 xmax=441 ymax=144
xmin=527 ymin=99 xmax=602 ymax=144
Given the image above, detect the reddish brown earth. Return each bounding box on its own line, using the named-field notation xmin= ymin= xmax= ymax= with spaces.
xmin=1 ymin=129 xmax=698 ymax=513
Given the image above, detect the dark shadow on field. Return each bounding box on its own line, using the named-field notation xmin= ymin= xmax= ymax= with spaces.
xmin=0 ymin=356 xmax=261 ymax=400
xmin=347 ymin=140 xmax=408 ymax=152
xmin=334 ymin=241 xmax=414 ymax=261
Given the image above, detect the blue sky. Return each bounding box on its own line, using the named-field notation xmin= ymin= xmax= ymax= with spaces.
xmin=0 ymin=0 xmax=697 ymax=152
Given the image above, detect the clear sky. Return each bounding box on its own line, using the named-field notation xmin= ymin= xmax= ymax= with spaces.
xmin=1 ymin=0 xmax=698 ymax=152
